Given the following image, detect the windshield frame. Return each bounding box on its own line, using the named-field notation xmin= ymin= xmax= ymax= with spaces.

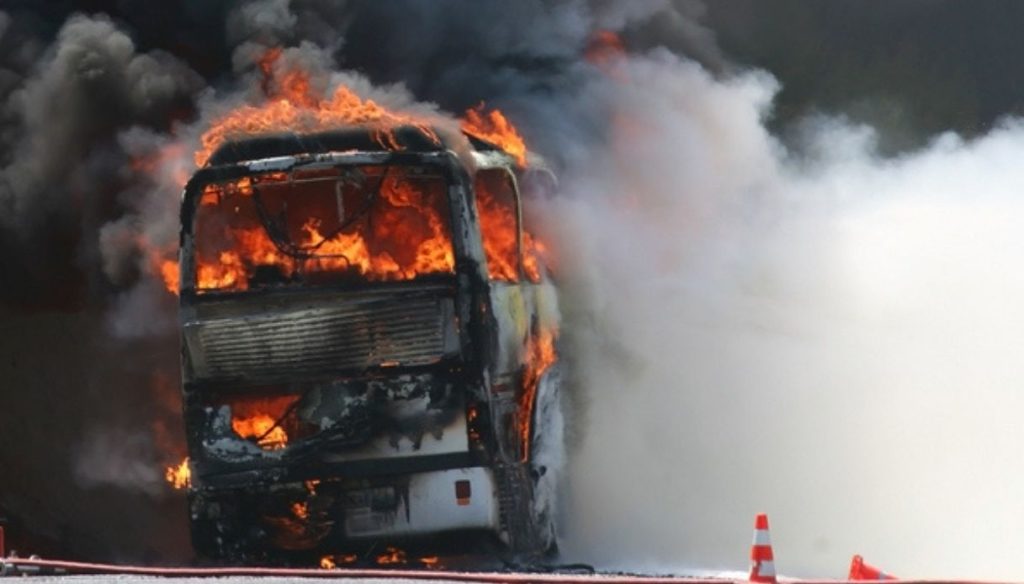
xmin=179 ymin=151 xmax=471 ymax=300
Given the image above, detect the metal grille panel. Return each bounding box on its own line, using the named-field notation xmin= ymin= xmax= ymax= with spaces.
xmin=184 ymin=292 xmax=457 ymax=382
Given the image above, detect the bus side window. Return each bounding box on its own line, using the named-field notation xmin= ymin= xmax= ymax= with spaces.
xmin=473 ymin=169 xmax=522 ymax=282
xmin=518 ymin=169 xmax=555 ymax=284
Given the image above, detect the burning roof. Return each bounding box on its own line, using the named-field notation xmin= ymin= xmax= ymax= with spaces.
xmin=201 ymin=124 xmax=526 ymax=169
xmin=194 ymin=47 xmax=531 ymax=172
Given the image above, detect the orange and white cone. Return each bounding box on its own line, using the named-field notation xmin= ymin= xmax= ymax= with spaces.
xmin=848 ymin=555 xmax=896 ymax=580
xmin=749 ymin=513 xmax=777 ymax=583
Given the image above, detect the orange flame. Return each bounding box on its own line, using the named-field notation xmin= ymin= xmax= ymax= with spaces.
xmin=153 ymin=49 xmax=548 ymax=297
xmin=418 ymin=556 xmax=442 ymax=569
xmin=321 ymin=554 xmax=357 ymax=568
xmin=180 ymin=168 xmax=455 ymax=295
xmin=230 ymin=396 xmax=298 ymax=450
xmin=165 ymin=457 xmax=191 ymax=490
xmin=519 ymin=328 xmax=558 ymax=462
xmin=301 ymin=172 xmax=455 ymax=280
xmin=133 ymin=141 xmax=190 ymax=296
xmin=196 ymin=49 xmax=439 ymax=168
xmin=461 ymin=105 xmax=528 ymax=167
xmin=376 ymin=546 xmax=407 ymax=565
xmin=159 ymin=260 xmax=180 ymax=295
xmin=291 ymin=502 xmax=309 ymax=520
xmin=474 ymin=171 xmax=546 ymax=283
xmin=474 ymin=174 xmax=519 ymax=281
xmin=523 ymin=235 xmax=548 ymax=283
xmin=232 ymin=413 xmax=289 ymax=450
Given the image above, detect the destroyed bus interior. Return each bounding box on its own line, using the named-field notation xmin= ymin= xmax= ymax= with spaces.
xmin=175 ymin=126 xmax=562 ymax=564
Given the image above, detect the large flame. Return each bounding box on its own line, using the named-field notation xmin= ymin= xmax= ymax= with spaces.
xmin=474 ymin=174 xmax=520 ymax=281
xmin=474 ymin=170 xmax=546 ymax=283
xmin=196 ymin=49 xmax=440 ymax=168
xmin=461 ymin=105 xmax=528 ymax=167
xmin=300 ymin=171 xmax=455 ymax=280
xmin=152 ymin=48 xmax=549 ymax=296
xmin=177 ymin=167 xmax=456 ymax=294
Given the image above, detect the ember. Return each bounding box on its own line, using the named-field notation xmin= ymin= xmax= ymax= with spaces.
xmin=320 ymin=554 xmax=357 ymax=569
xmin=291 ymin=502 xmax=309 ymax=520
xmin=418 ymin=556 xmax=442 ymax=569
xmin=165 ymin=457 xmax=191 ymax=490
xmin=376 ymin=546 xmax=407 ymax=565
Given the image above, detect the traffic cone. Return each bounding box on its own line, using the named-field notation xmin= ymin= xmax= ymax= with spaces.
xmin=749 ymin=513 xmax=777 ymax=583
xmin=848 ymin=554 xmax=896 ymax=580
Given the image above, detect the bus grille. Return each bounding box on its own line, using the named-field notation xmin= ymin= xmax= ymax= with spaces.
xmin=183 ymin=292 xmax=458 ymax=383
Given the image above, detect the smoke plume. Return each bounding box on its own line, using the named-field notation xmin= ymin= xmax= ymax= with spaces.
xmin=547 ymin=51 xmax=1024 ymax=580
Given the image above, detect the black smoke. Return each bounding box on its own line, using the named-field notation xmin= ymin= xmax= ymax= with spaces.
xmin=0 ymin=0 xmax=712 ymax=562
xmin=7 ymin=0 xmax=1024 ymax=309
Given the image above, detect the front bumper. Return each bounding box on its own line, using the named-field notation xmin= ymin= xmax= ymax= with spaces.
xmin=340 ymin=466 xmax=499 ymax=539
xmin=188 ymin=465 xmax=501 ymax=554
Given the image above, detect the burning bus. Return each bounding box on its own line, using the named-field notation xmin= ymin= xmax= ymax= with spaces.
xmin=173 ymin=125 xmax=562 ymax=561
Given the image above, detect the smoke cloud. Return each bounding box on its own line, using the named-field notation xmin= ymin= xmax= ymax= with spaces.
xmin=547 ymin=50 xmax=1024 ymax=580
xmin=2 ymin=2 xmax=1024 ymax=578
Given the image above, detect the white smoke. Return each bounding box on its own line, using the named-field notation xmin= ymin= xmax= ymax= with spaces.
xmin=73 ymin=429 xmax=166 ymax=497
xmin=549 ymin=48 xmax=1024 ymax=580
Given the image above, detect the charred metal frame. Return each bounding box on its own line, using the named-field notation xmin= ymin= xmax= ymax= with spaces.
xmin=175 ymin=136 xmax=561 ymax=560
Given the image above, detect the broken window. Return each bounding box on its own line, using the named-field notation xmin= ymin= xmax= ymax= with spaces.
xmin=473 ymin=168 xmax=521 ymax=282
xmin=518 ymin=169 xmax=556 ymax=283
xmin=192 ymin=165 xmax=455 ymax=293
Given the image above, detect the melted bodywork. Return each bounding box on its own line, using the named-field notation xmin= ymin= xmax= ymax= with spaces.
xmin=176 ymin=128 xmax=561 ymax=561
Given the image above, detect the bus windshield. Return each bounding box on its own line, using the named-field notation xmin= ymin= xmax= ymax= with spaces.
xmin=191 ymin=165 xmax=455 ymax=293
